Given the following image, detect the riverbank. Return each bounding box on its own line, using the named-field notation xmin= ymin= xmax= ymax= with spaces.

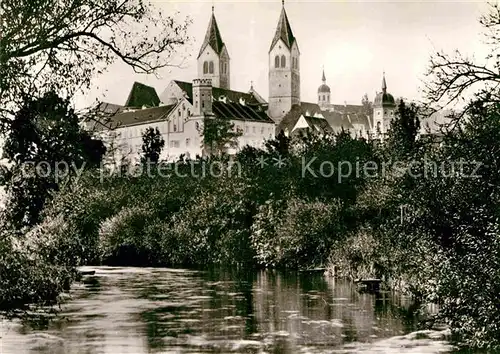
xmin=2 ymin=114 xmax=500 ymax=350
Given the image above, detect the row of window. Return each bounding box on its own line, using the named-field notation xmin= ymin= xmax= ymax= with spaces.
xmin=376 ymin=110 xmax=394 ymax=116
xmin=169 ymin=137 xmax=197 ymax=148
xmin=319 ymin=94 xmax=329 ymax=101
xmin=234 ymin=125 xmax=274 ymax=135
xmin=203 ymin=61 xmax=228 ymax=74
xmin=273 ymin=55 xmax=298 ymax=69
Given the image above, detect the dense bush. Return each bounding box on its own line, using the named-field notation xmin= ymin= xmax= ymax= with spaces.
xmin=252 ymin=198 xmax=342 ymax=268
xmin=99 ymin=206 xmax=157 ymax=265
xmin=170 ymin=177 xmax=256 ymax=266
xmin=0 ymin=223 xmax=75 ymax=310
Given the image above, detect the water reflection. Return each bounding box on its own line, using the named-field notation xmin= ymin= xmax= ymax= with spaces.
xmin=0 ymin=267 xmax=454 ymax=353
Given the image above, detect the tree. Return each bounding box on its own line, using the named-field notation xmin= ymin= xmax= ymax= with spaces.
xmin=424 ymin=3 xmax=500 ymax=111
xmin=200 ymin=117 xmax=242 ymax=157
xmin=0 ymin=0 xmax=191 ymax=122
xmin=1 ymin=91 xmax=106 ymax=226
xmin=386 ymin=99 xmax=420 ymax=156
xmin=141 ymin=127 xmax=165 ymax=164
xmin=265 ymin=130 xmax=291 ymax=157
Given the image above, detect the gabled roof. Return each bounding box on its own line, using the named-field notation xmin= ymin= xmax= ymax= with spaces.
xmin=277 ymin=103 xmax=321 ymax=133
xmin=102 ymin=104 xmax=176 ymax=129
xmin=278 ymin=102 xmax=372 ymax=135
xmin=172 ymin=80 xmax=262 ymax=105
xmin=270 ymin=6 xmax=296 ymax=51
xmin=198 ymin=11 xmax=226 ymax=59
xmin=125 ymin=82 xmax=160 ymax=108
xmin=212 ymin=101 xmax=274 ymax=123
xmin=298 ymin=116 xmax=334 ymax=135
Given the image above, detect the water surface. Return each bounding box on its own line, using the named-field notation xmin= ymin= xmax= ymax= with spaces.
xmin=0 ymin=266 xmax=454 ymax=353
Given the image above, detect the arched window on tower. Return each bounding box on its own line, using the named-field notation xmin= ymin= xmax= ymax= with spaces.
xmin=376 ymin=121 xmax=382 ymax=134
xmin=281 ymin=55 xmax=286 ymax=68
xmin=203 ymin=61 xmax=208 ymax=74
xmin=209 ymin=61 xmax=214 ymax=74
xmin=275 ymin=55 xmax=280 ymax=68
xmin=323 ymin=95 xmax=325 ymax=101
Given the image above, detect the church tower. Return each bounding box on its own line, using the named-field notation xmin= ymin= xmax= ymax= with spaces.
xmin=268 ymin=0 xmax=300 ymax=124
xmin=318 ymin=68 xmax=331 ymax=109
xmin=197 ymin=6 xmax=230 ymax=89
xmin=372 ymin=73 xmax=396 ymax=137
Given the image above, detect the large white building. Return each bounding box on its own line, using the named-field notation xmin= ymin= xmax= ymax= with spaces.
xmin=94 ymin=2 xmax=402 ymax=163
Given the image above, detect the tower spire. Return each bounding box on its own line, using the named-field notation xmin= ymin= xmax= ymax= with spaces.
xmin=382 ymin=71 xmax=387 ymax=94
xmin=198 ymin=5 xmax=225 ymax=59
xmin=322 ymin=66 xmax=326 ymax=83
xmin=269 ymin=1 xmax=296 ymax=51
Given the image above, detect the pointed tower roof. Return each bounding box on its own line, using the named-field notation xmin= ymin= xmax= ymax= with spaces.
xmin=382 ymin=72 xmax=387 ymax=93
xmin=322 ymin=68 xmax=326 ymax=83
xmin=269 ymin=2 xmax=296 ymax=51
xmin=198 ymin=7 xmax=226 ymax=59
xmin=374 ymin=72 xmax=395 ymax=107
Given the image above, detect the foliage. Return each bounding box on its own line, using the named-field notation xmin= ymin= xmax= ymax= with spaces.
xmin=424 ymin=3 xmax=500 ymax=110
xmin=386 ymin=99 xmax=421 ymax=157
xmin=0 ymin=0 xmax=190 ymax=116
xmin=0 ymin=223 xmax=75 ymax=310
xmin=170 ymin=176 xmax=255 ymax=266
xmin=141 ymin=127 xmax=165 ymax=164
xmin=1 ymin=91 xmax=106 ymax=226
xmin=201 ymin=117 xmax=243 ymax=156
xmin=99 ymin=206 xmax=157 ymax=265
xmin=252 ymin=198 xmax=343 ymax=268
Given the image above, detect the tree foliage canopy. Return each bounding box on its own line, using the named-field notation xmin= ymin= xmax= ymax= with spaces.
xmin=0 ymin=0 xmax=191 ymax=120
xmin=141 ymin=127 xmax=165 ymax=164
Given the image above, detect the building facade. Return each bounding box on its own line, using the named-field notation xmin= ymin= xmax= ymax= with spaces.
xmin=96 ymin=2 xmax=402 ymax=164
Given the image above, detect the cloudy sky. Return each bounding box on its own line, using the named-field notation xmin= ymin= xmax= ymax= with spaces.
xmin=75 ymin=0 xmax=490 ymax=109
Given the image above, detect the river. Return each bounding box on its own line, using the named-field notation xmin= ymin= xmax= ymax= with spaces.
xmin=0 ymin=266 xmax=456 ymax=353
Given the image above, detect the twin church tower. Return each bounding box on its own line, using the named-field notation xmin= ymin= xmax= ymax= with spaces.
xmin=196 ymin=2 xmax=300 ymax=123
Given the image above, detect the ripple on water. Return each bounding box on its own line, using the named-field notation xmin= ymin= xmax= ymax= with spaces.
xmin=0 ymin=267 xmax=455 ymax=354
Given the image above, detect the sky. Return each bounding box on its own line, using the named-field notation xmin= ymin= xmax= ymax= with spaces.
xmin=75 ymin=0 xmax=490 ymax=109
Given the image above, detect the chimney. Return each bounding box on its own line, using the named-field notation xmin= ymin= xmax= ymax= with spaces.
xmin=192 ymin=79 xmax=212 ymax=116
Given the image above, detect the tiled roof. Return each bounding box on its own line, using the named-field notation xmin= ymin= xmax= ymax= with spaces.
xmin=277 ymin=104 xmax=306 ymax=133
xmin=322 ymin=111 xmax=354 ymax=131
xmin=300 ymin=102 xmax=322 ymax=115
xmin=270 ymin=6 xmax=296 ymax=51
xmin=97 ymin=102 xmax=123 ymax=114
xmin=125 ymin=82 xmax=160 ymax=107
xmin=278 ymin=102 xmax=372 ymax=135
xmin=198 ymin=12 xmax=225 ymax=58
xmin=173 ymin=80 xmax=261 ymax=105
xmin=278 ymin=102 xmax=325 ymax=132
xmin=212 ymin=101 xmax=274 ymax=123
xmin=102 ymin=104 xmax=176 ymax=129
xmin=301 ymin=116 xmax=334 ymax=134
xmin=330 ymin=104 xmax=365 ymax=114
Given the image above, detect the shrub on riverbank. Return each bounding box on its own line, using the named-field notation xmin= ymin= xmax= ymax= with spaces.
xmin=0 ymin=223 xmax=75 ymax=310
xmin=252 ymin=198 xmax=343 ymax=268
